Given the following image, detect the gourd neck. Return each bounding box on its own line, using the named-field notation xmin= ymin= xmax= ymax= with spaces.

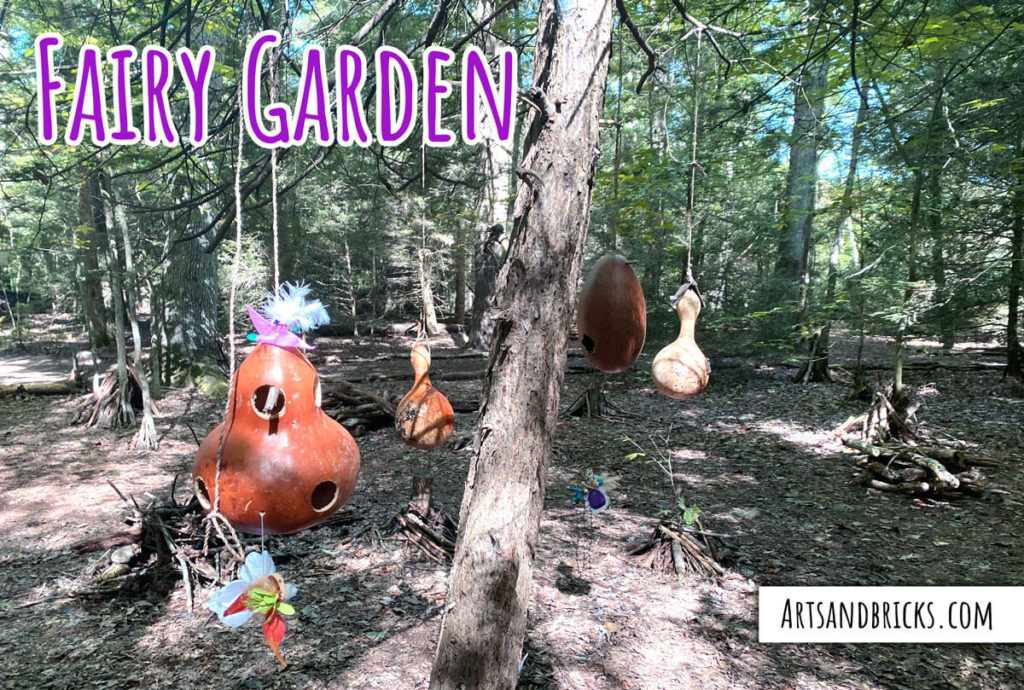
xmin=675 ymin=292 xmax=700 ymax=340
xmin=410 ymin=345 xmax=432 ymax=388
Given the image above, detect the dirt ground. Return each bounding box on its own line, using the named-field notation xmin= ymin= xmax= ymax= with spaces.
xmin=2 ymin=316 xmax=1024 ymax=689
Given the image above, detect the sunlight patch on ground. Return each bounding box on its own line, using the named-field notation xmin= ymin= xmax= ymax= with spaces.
xmin=0 ymin=355 xmax=71 ymax=384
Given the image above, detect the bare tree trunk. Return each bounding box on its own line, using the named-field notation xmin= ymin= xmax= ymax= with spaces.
xmin=98 ymin=174 xmax=133 ymax=429
xmin=160 ymin=190 xmax=219 ymax=384
xmin=107 ymin=178 xmax=158 ymax=449
xmin=466 ymin=226 xmax=504 ymax=349
xmin=454 ymin=221 xmax=467 ymax=325
xmin=429 ymin=1 xmax=615 ymax=687
xmin=344 ymin=236 xmax=358 ymax=336
xmin=797 ymin=91 xmax=867 ymax=383
xmin=774 ymin=56 xmax=828 ymax=334
xmin=77 ymin=176 xmax=109 ymax=348
xmin=419 ymin=245 xmax=441 ymax=336
xmin=1008 ymin=174 xmax=1024 ymax=382
xmin=466 ymin=0 xmax=512 ymax=344
xmin=927 ymin=169 xmax=954 ymax=349
xmin=895 ymin=169 xmax=923 ymax=397
xmin=875 ymin=80 xmax=944 ymax=398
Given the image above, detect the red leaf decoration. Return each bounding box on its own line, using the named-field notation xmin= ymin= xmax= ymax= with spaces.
xmin=262 ymin=610 xmax=288 ymax=667
xmin=222 ymin=593 xmax=249 ymax=618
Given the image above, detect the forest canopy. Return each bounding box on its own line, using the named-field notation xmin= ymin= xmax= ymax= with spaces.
xmin=3 ymin=0 xmax=1022 ymax=387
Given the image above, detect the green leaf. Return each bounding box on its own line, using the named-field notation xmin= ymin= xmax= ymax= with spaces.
xmin=276 ymin=602 xmax=295 ymax=616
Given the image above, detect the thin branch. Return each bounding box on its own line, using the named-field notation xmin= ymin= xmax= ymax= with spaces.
xmin=616 ymin=0 xmax=658 ymax=93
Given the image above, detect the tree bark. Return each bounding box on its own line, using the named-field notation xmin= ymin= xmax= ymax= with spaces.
xmin=775 ymin=56 xmax=828 ymax=332
xmin=466 ymin=226 xmax=504 ymax=349
xmin=927 ymin=169 xmax=953 ymax=349
xmin=1008 ymin=174 xmax=1024 ymax=381
xmin=429 ymin=1 xmax=615 ymax=687
xmin=797 ymin=91 xmax=867 ymax=383
xmin=108 ymin=177 xmax=158 ymax=449
xmin=98 ymin=173 xmax=132 ymax=429
xmin=77 ymin=176 xmax=109 ymax=348
xmin=419 ymin=246 xmax=442 ymax=336
xmin=159 ymin=191 xmax=219 ymax=383
xmin=454 ymin=221 xmax=467 ymax=325
xmin=466 ymin=0 xmax=513 ymax=345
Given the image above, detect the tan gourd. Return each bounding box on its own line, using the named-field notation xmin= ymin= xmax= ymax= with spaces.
xmin=395 ymin=344 xmax=455 ymax=450
xmin=651 ymin=285 xmax=709 ymax=399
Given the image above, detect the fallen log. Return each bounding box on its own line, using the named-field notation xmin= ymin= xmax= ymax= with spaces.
xmin=0 ymin=380 xmax=80 ymax=397
xmin=899 ymin=451 xmax=959 ymax=490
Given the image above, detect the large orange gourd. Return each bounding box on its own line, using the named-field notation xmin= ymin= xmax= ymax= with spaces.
xmin=651 ymin=284 xmax=710 ymax=399
xmin=192 ymin=344 xmax=360 ymax=534
xmin=395 ymin=344 xmax=454 ymax=450
xmin=576 ymin=254 xmax=647 ymax=373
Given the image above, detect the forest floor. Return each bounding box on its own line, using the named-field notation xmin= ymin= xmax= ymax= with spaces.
xmin=2 ymin=314 xmax=1024 ymax=689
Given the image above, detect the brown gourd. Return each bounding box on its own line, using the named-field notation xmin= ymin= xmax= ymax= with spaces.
xmin=192 ymin=343 xmax=360 ymax=535
xmin=576 ymin=254 xmax=647 ymax=373
xmin=651 ymin=284 xmax=710 ymax=399
xmin=395 ymin=344 xmax=455 ymax=450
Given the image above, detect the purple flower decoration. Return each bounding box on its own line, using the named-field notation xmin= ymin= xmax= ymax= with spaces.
xmin=586 ymin=487 xmax=609 ymax=514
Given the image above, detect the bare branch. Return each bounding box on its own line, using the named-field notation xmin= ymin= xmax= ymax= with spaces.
xmin=615 ymin=0 xmax=658 ymax=93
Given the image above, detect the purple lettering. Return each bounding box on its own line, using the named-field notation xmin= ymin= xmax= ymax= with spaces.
xmin=292 ymin=46 xmax=333 ymax=145
xmin=35 ymin=34 xmax=66 ymax=144
xmin=375 ymin=47 xmax=417 ymax=146
xmin=107 ymin=46 xmax=140 ymax=143
xmin=423 ymin=47 xmax=455 ymax=147
xmin=142 ymin=46 xmax=179 ymax=146
xmin=176 ymin=46 xmax=216 ymax=146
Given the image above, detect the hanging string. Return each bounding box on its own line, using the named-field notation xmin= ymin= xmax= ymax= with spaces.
xmin=269 ymin=45 xmax=281 ymax=293
xmin=417 ymin=142 xmax=428 ymax=341
xmin=210 ymin=84 xmax=247 ymax=527
xmin=684 ymin=30 xmax=704 ymax=285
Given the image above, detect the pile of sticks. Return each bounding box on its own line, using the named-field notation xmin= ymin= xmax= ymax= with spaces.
xmin=844 ymin=437 xmax=998 ymax=497
xmin=321 ymin=380 xmax=397 ymax=436
xmin=391 ymin=474 xmax=457 ymax=563
xmin=69 ymin=479 xmax=230 ymax=608
xmin=628 ymin=521 xmax=727 ymax=579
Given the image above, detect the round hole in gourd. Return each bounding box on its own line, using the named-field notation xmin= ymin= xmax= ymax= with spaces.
xmin=195 ymin=477 xmax=211 ymax=510
xmin=311 ymin=481 xmax=338 ymax=512
xmin=252 ymin=384 xmax=286 ymax=419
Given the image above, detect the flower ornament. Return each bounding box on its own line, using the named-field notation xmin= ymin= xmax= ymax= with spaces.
xmin=568 ymin=475 xmax=612 ymax=514
xmin=208 ymin=550 xmax=298 ymax=666
xmin=245 ymin=281 xmax=330 ymax=350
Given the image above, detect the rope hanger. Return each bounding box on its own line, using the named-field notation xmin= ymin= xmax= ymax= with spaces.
xmin=207 ymin=41 xmax=284 ymax=553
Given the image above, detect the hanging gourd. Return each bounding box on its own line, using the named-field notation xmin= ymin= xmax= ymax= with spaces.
xmin=395 ymin=343 xmax=455 ymax=450
xmin=577 ymin=254 xmax=647 ymax=373
xmin=192 ymin=283 xmax=360 ymax=535
xmin=651 ymin=281 xmax=710 ymax=399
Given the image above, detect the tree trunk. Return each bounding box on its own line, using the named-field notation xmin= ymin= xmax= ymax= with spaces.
xmin=1008 ymin=174 xmax=1024 ymax=381
xmin=774 ymin=56 xmax=828 ymax=333
xmin=454 ymin=221 xmax=467 ymax=325
xmin=77 ymin=176 xmax=109 ymax=348
xmin=466 ymin=226 xmax=504 ymax=349
xmin=797 ymin=91 xmax=867 ymax=383
xmin=429 ymin=1 xmax=615 ymax=687
xmin=107 ymin=177 xmax=158 ymax=449
xmin=98 ymin=174 xmax=132 ymax=429
xmin=419 ymin=246 xmax=442 ymax=336
xmin=159 ymin=198 xmax=219 ymax=384
xmin=927 ymin=169 xmax=954 ymax=349
xmin=466 ymin=0 xmax=512 ymax=342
